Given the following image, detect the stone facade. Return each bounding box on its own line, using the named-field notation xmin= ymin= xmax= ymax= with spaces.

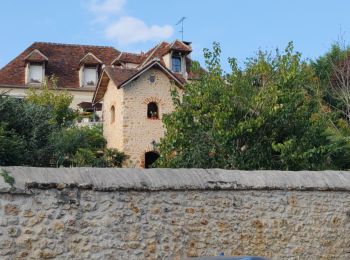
xmin=0 ymin=167 xmax=350 ymax=259
xmin=103 ymin=68 xmax=182 ymax=167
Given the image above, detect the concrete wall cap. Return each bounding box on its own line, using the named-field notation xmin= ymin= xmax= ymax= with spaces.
xmin=1 ymin=167 xmax=350 ymax=193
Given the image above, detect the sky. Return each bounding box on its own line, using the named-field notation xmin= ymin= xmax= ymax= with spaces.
xmin=1 ymin=0 xmax=350 ymax=72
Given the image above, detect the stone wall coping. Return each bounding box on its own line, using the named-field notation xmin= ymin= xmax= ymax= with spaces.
xmin=1 ymin=167 xmax=350 ymax=193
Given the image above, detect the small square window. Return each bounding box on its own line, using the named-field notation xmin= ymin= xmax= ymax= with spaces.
xmin=149 ymin=75 xmax=156 ymax=83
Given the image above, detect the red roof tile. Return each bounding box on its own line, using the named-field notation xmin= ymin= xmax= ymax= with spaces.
xmin=105 ymin=66 xmax=138 ymax=87
xmin=169 ymin=40 xmax=192 ymax=52
xmin=24 ymin=49 xmax=48 ymax=63
xmin=0 ymin=40 xmax=197 ymax=97
xmin=112 ymin=52 xmax=146 ymax=65
xmin=80 ymin=53 xmax=102 ymax=65
xmin=0 ymin=42 xmax=120 ymax=88
xmin=93 ymin=61 xmax=185 ymax=103
xmin=93 ymin=67 xmax=138 ymax=103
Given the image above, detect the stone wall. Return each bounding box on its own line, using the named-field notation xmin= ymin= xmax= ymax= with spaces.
xmin=0 ymin=167 xmax=350 ymax=259
xmin=122 ymin=68 xmax=182 ymax=168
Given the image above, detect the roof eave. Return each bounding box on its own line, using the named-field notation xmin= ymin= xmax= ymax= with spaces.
xmin=118 ymin=60 xmax=184 ymax=89
xmin=92 ymin=70 xmax=110 ymax=104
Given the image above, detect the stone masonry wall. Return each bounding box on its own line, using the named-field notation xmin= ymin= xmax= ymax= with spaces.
xmin=122 ymin=68 xmax=181 ymax=168
xmin=0 ymin=167 xmax=350 ymax=259
xmin=102 ymin=67 xmax=183 ymax=168
xmin=103 ymin=79 xmax=124 ymax=151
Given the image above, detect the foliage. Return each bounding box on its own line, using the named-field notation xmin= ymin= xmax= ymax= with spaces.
xmin=0 ymin=169 xmax=15 ymax=187
xmin=0 ymin=125 xmax=25 ymax=166
xmin=103 ymin=148 xmax=128 ymax=167
xmin=0 ymin=95 xmax=58 ymax=166
xmin=51 ymin=125 xmax=127 ymax=167
xmin=26 ymin=75 xmax=76 ymax=126
xmin=156 ymin=42 xmax=348 ymax=170
xmin=311 ymin=43 xmax=350 ymax=169
xmin=0 ymin=93 xmax=126 ymax=168
xmin=311 ymin=44 xmax=350 ymax=120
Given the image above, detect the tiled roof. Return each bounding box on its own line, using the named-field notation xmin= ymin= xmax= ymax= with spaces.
xmin=93 ymin=67 xmax=138 ymax=103
xmin=0 ymin=42 xmax=120 ymax=88
xmin=0 ymin=40 xmax=196 ymax=97
xmin=80 ymin=53 xmax=103 ymax=65
xmin=105 ymin=66 xmax=138 ymax=87
xmin=169 ymin=40 xmax=192 ymax=52
xmin=24 ymin=49 xmax=48 ymax=62
xmin=140 ymin=42 xmax=170 ymax=67
xmin=93 ymin=61 xmax=185 ymax=103
xmin=112 ymin=52 xmax=146 ymax=65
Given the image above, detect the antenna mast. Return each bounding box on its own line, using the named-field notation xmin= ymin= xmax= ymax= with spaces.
xmin=176 ymin=17 xmax=186 ymax=41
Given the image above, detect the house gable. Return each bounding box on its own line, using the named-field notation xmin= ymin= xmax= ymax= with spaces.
xmin=92 ymin=60 xmax=185 ymax=104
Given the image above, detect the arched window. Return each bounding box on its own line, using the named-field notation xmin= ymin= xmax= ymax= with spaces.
xmin=110 ymin=105 xmax=115 ymax=123
xmin=147 ymin=102 xmax=159 ymax=119
xmin=145 ymin=151 xmax=159 ymax=168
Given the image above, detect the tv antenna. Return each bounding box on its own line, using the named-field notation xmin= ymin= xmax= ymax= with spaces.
xmin=176 ymin=17 xmax=186 ymax=41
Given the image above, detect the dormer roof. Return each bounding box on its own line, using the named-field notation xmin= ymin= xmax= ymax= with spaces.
xmin=24 ymin=49 xmax=48 ymax=63
xmin=169 ymin=40 xmax=192 ymax=52
xmin=79 ymin=52 xmax=102 ymax=65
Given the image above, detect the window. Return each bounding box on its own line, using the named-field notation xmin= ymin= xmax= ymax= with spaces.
xmin=28 ymin=64 xmax=43 ymax=83
xmin=110 ymin=105 xmax=115 ymax=123
xmin=149 ymin=74 xmax=156 ymax=83
xmin=172 ymin=55 xmax=181 ymax=73
xmin=83 ymin=67 xmax=97 ymax=86
xmin=147 ymin=102 xmax=158 ymax=119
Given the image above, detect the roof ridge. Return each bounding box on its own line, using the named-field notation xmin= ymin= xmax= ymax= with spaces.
xmin=170 ymin=39 xmax=192 ymax=50
xmin=122 ymin=52 xmax=145 ymax=56
xmin=140 ymin=42 xmax=166 ymax=67
xmin=33 ymin=41 xmax=117 ymax=49
xmin=145 ymin=41 xmax=167 ymax=55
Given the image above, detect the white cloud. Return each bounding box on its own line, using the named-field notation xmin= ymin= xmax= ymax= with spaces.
xmin=88 ymin=0 xmax=126 ymax=15
xmin=86 ymin=0 xmax=174 ymax=45
xmin=105 ymin=16 xmax=174 ymax=45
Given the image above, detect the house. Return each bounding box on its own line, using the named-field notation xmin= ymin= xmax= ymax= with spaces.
xmin=0 ymin=42 xmax=120 ymax=115
xmin=0 ymin=40 xmax=195 ymax=167
xmin=92 ymin=40 xmax=194 ymax=168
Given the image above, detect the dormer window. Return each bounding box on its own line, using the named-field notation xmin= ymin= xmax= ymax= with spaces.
xmin=24 ymin=49 xmax=48 ymax=84
xmin=172 ymin=54 xmax=182 ymax=73
xmin=83 ymin=66 xmax=98 ymax=87
xmin=79 ymin=52 xmax=102 ymax=88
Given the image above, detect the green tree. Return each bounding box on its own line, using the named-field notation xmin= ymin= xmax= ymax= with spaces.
xmin=156 ymin=42 xmax=346 ymax=170
xmin=0 ymin=95 xmax=58 ymax=166
xmin=0 ymin=125 xmax=25 ymax=165
xmin=50 ymin=125 xmax=127 ymax=167
xmin=311 ymin=43 xmax=350 ymax=169
xmin=50 ymin=125 xmax=106 ymax=167
xmin=26 ymin=75 xmax=76 ymax=126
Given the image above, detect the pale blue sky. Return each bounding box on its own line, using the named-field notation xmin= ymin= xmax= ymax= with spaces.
xmin=1 ymin=0 xmax=350 ymax=71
